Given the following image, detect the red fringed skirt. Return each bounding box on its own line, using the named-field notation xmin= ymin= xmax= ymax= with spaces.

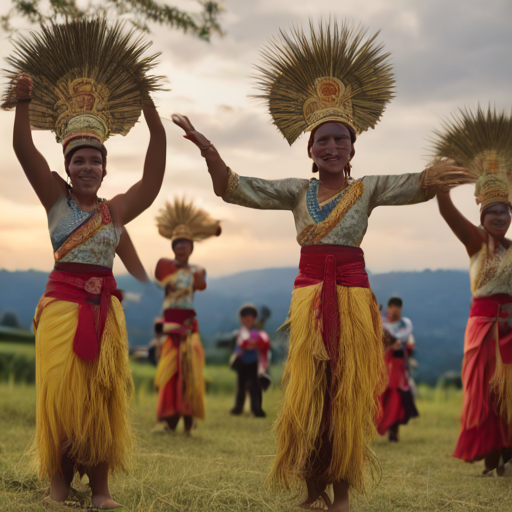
xmin=454 ymin=294 xmax=512 ymax=461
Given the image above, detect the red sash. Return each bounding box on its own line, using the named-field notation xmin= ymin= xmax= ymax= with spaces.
xmin=294 ymin=245 xmax=370 ymax=373
xmin=43 ymin=262 xmax=123 ymax=361
xmin=156 ymin=308 xmax=198 ymax=336
xmin=470 ymin=294 xmax=512 ymax=364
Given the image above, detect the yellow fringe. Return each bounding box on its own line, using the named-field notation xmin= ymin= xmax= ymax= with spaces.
xmin=154 ymin=332 xmax=206 ymax=419
xmin=154 ymin=339 xmax=179 ymax=390
xmin=490 ymin=324 xmax=512 ymax=425
xmin=270 ymin=284 xmax=386 ymax=494
xmin=33 ymin=298 xmax=134 ymax=481
xmin=188 ymin=332 xmax=206 ymax=420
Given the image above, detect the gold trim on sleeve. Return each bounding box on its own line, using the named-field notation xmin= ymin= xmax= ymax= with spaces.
xmin=225 ymin=168 xmax=240 ymax=198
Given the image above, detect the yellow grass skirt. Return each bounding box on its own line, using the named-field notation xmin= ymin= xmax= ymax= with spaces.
xmin=270 ymin=283 xmax=386 ymax=494
xmin=34 ymin=297 xmax=134 ymax=480
xmin=154 ymin=332 xmax=206 ymax=419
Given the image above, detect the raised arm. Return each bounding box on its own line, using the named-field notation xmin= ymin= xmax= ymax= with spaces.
xmin=437 ymin=189 xmax=484 ymax=256
xmin=172 ymin=114 xmax=306 ymax=210
xmin=172 ymin=114 xmax=229 ymax=196
xmin=109 ymin=98 xmax=167 ymax=225
xmin=12 ymin=76 xmax=62 ymax=213
xmin=115 ymin=227 xmax=149 ymax=283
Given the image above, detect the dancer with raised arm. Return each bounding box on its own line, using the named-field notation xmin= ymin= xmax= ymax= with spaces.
xmin=433 ymin=107 xmax=512 ymax=476
xmin=173 ymin=20 xmax=466 ymax=512
xmin=153 ymin=198 xmax=221 ymax=435
xmin=2 ymin=19 xmax=166 ymax=509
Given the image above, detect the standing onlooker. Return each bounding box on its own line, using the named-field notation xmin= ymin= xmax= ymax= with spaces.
xmin=378 ymin=297 xmax=419 ymax=441
xmin=230 ymin=303 xmax=271 ymax=418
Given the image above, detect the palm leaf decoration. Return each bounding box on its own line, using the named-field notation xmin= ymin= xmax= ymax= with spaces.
xmin=431 ymin=106 xmax=512 ymax=181
xmin=156 ymin=198 xmax=222 ymax=241
xmin=253 ymin=19 xmax=395 ymax=145
xmin=2 ymin=18 xmax=165 ymax=143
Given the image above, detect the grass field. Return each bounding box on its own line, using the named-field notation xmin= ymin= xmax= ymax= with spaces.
xmin=1 ymin=378 xmax=512 ymax=511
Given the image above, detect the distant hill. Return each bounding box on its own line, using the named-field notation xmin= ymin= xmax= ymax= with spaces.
xmin=0 ymin=267 xmax=471 ymax=384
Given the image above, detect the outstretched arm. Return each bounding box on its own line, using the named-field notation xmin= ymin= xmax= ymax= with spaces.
xmin=110 ymin=98 xmax=167 ymax=225
xmin=172 ymin=114 xmax=229 ymax=196
xmin=12 ymin=76 xmax=62 ymax=212
xmin=115 ymin=227 xmax=149 ymax=283
xmin=437 ymin=189 xmax=484 ymax=256
xmin=172 ymin=114 xmax=305 ymax=210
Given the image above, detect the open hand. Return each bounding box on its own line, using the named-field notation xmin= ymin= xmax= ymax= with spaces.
xmin=15 ymin=74 xmax=33 ymax=101
xmin=172 ymin=114 xmax=213 ymax=152
xmin=425 ymin=160 xmax=473 ymax=191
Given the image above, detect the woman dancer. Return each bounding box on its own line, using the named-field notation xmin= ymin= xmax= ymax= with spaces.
xmin=3 ymin=19 xmax=166 ymax=509
xmin=173 ymin=20 xmax=465 ymax=511
xmin=433 ymin=107 xmax=512 ymax=475
xmin=153 ymin=198 xmax=220 ymax=435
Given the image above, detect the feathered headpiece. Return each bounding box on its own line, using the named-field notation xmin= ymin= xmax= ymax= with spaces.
xmin=156 ymin=198 xmax=222 ymax=244
xmin=253 ymin=20 xmax=395 ymax=145
xmin=430 ymin=106 xmax=512 ymax=210
xmin=1 ymin=18 xmax=164 ymax=155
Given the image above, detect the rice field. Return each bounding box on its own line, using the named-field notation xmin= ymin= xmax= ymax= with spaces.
xmin=1 ymin=374 xmax=512 ymax=511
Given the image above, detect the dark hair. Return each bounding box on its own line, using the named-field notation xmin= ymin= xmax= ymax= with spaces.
xmin=308 ymin=122 xmax=356 ymax=174
xmin=240 ymin=306 xmax=258 ymax=318
xmin=65 ymin=145 xmax=108 ymax=177
xmin=172 ymin=238 xmax=194 ymax=252
xmin=388 ymin=297 xmax=403 ymax=308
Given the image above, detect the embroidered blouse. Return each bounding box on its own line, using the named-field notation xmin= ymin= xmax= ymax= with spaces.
xmin=48 ymin=194 xmax=122 ymax=268
xmin=155 ymin=259 xmax=202 ymax=311
xmin=223 ymin=171 xmax=434 ymax=247
xmin=470 ymin=235 xmax=512 ymax=298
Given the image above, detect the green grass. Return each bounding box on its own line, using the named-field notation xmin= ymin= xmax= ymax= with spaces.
xmin=1 ymin=382 xmax=512 ymax=511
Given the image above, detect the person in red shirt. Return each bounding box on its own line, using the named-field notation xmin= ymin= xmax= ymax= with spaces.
xmin=230 ymin=303 xmax=271 ymax=417
xmin=378 ymin=298 xmax=419 ymax=441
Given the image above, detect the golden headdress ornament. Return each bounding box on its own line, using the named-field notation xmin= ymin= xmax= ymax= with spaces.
xmin=1 ymin=18 xmax=164 ymax=155
xmin=431 ymin=106 xmax=512 ymax=211
xmin=253 ymin=20 xmax=395 ymax=145
xmin=156 ymin=198 xmax=222 ymax=244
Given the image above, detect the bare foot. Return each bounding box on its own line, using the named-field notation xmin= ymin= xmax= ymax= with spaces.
xmin=299 ymin=494 xmax=330 ymax=510
xmin=49 ymin=473 xmax=71 ymax=502
xmin=92 ymin=494 xmax=123 ymax=509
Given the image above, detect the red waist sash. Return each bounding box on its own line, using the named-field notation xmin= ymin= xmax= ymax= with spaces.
xmin=293 ymin=245 xmax=370 ymax=373
xmin=470 ymin=294 xmax=512 ymax=364
xmin=160 ymin=308 xmax=198 ymax=335
xmin=44 ymin=262 xmax=122 ymax=361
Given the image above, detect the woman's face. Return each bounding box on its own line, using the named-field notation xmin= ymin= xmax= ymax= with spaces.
xmin=310 ymin=123 xmax=355 ymax=175
xmin=173 ymin=239 xmax=193 ymax=264
xmin=67 ymin=148 xmax=104 ymax=196
xmin=482 ymin=202 xmax=512 ymax=238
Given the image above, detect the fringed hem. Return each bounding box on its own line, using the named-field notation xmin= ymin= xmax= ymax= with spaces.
xmin=34 ymin=297 xmax=134 ymax=481
xmin=155 ymin=332 xmax=206 ymax=420
xmin=490 ymin=323 xmax=512 ymax=425
xmin=269 ymin=284 xmax=386 ymax=494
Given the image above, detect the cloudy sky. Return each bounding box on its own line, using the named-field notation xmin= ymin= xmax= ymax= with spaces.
xmin=0 ymin=0 xmax=511 ymax=278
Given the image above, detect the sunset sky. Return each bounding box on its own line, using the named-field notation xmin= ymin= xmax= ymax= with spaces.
xmin=0 ymin=0 xmax=511 ymax=278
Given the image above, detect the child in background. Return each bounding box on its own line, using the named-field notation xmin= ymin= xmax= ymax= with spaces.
xmin=230 ymin=303 xmax=271 ymax=418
